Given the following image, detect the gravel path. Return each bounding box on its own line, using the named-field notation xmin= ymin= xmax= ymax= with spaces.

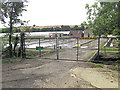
xmin=2 ymin=38 xmax=118 ymax=88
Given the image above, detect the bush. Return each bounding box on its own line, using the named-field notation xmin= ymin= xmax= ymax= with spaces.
xmin=2 ymin=46 xmax=10 ymax=58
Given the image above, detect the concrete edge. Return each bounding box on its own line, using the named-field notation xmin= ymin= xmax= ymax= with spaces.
xmin=88 ymin=51 xmax=98 ymax=62
xmin=73 ymin=39 xmax=95 ymax=48
xmin=104 ymin=38 xmax=112 ymax=47
xmin=81 ymin=40 xmax=95 ymax=46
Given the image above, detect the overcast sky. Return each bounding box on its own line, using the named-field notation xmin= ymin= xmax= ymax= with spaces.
xmin=0 ymin=0 xmax=97 ymax=28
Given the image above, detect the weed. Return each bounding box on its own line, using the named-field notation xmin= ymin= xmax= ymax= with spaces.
xmin=2 ymin=57 xmax=23 ymax=64
xmin=90 ymin=62 xmax=103 ymax=68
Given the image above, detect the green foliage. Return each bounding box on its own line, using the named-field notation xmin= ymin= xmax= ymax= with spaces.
xmin=1 ymin=27 xmax=9 ymax=33
xmin=2 ymin=46 xmax=10 ymax=58
xmin=90 ymin=63 xmax=103 ymax=68
xmin=85 ymin=2 xmax=119 ymax=36
xmin=1 ymin=25 xmax=88 ymax=33
xmin=113 ymin=28 xmax=120 ymax=36
xmin=1 ymin=1 xmax=28 ymax=57
xmin=1 ymin=2 xmax=27 ymax=25
xmin=2 ymin=57 xmax=22 ymax=64
xmin=1 ymin=35 xmax=9 ymax=48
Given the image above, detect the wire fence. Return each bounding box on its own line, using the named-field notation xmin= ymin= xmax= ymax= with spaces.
xmin=24 ymin=37 xmax=98 ymax=61
xmin=24 ymin=37 xmax=120 ymax=62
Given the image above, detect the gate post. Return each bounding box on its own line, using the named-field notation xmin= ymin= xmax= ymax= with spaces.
xmin=39 ymin=38 xmax=41 ymax=57
xmin=77 ymin=38 xmax=79 ymax=61
xmin=23 ymin=35 xmax=26 ymax=58
xmin=97 ymin=35 xmax=100 ymax=61
xmin=56 ymin=37 xmax=59 ymax=60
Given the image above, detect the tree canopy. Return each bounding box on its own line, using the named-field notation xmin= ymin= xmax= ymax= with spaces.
xmin=1 ymin=1 xmax=27 ymax=26
xmin=1 ymin=1 xmax=28 ymax=57
xmin=85 ymin=2 xmax=120 ymax=36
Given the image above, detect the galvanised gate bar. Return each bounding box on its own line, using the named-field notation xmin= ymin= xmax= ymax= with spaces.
xmin=23 ymin=37 xmax=120 ymax=62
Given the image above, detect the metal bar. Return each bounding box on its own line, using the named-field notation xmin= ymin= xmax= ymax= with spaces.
xmin=21 ymin=33 xmax=24 ymax=58
xmin=24 ymin=36 xmax=26 ymax=58
xmin=56 ymin=37 xmax=59 ymax=60
xmin=77 ymin=38 xmax=79 ymax=61
xmin=24 ymin=36 xmax=120 ymax=40
xmin=25 ymin=37 xmax=95 ymax=40
xmin=97 ymin=35 xmax=100 ymax=61
xmin=57 ymin=38 xmax=59 ymax=59
xmin=39 ymin=39 xmax=41 ymax=57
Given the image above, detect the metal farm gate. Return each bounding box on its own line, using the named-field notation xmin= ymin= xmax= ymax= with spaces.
xmin=14 ymin=31 xmax=120 ymax=62
xmin=19 ymin=34 xmax=120 ymax=62
xmin=24 ymin=37 xmax=103 ymax=61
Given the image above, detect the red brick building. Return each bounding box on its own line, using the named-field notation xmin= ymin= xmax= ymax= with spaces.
xmin=69 ymin=30 xmax=83 ymax=38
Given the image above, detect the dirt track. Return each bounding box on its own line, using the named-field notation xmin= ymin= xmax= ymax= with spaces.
xmin=2 ymin=39 xmax=118 ymax=88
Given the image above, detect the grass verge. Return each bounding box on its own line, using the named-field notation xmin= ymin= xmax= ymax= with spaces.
xmin=26 ymin=36 xmax=45 ymax=38
xmin=90 ymin=62 xmax=104 ymax=68
xmin=2 ymin=57 xmax=24 ymax=64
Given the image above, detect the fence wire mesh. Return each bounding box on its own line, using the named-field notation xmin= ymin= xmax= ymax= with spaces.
xmin=25 ymin=38 xmax=97 ymax=61
xmin=24 ymin=37 xmax=120 ymax=62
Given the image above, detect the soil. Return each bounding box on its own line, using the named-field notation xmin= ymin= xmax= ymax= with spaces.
xmin=2 ymin=59 xmax=118 ymax=88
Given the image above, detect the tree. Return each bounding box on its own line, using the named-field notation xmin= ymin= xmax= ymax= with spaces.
xmin=73 ymin=25 xmax=80 ymax=30
xmin=81 ymin=21 xmax=88 ymax=29
xmin=1 ymin=1 xmax=27 ymax=57
xmin=61 ymin=25 xmax=70 ymax=30
xmin=80 ymin=23 xmax=85 ymax=30
xmin=82 ymin=21 xmax=87 ymax=25
xmin=85 ymin=2 xmax=119 ymax=36
xmin=33 ymin=24 xmax=36 ymax=27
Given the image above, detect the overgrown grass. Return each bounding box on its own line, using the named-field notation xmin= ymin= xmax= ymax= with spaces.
xmin=107 ymin=63 xmax=119 ymax=71
xmin=100 ymin=50 xmax=119 ymax=53
xmin=26 ymin=48 xmax=65 ymax=58
xmin=2 ymin=47 xmax=64 ymax=63
xmin=89 ymin=52 xmax=96 ymax=60
xmin=26 ymin=36 xmax=45 ymax=38
xmin=103 ymin=55 xmax=119 ymax=59
xmin=90 ymin=62 xmax=120 ymax=71
xmin=100 ymin=40 xmax=108 ymax=49
xmin=103 ymin=47 xmax=118 ymax=50
xmin=2 ymin=57 xmax=23 ymax=64
xmin=90 ymin=39 xmax=120 ymax=71
xmin=26 ymin=48 xmax=55 ymax=58
xmin=90 ymin=62 xmax=104 ymax=68
xmin=42 ymin=49 xmax=65 ymax=57
xmin=100 ymin=47 xmax=119 ymax=53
